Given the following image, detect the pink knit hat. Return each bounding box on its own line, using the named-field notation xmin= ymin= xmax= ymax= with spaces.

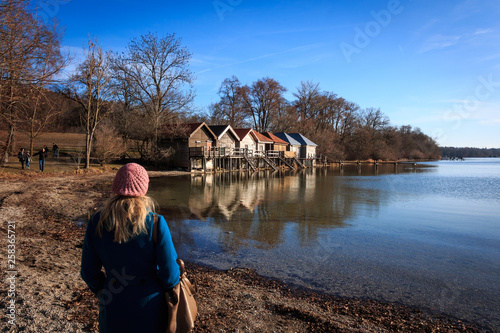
xmin=112 ymin=163 xmax=149 ymax=197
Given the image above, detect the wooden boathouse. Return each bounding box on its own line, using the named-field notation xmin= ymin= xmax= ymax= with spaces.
xmin=161 ymin=123 xmax=318 ymax=172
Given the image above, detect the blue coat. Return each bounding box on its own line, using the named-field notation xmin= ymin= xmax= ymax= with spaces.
xmin=81 ymin=212 xmax=180 ymax=333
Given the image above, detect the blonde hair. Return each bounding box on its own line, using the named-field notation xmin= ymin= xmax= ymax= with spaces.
xmin=96 ymin=195 xmax=157 ymax=243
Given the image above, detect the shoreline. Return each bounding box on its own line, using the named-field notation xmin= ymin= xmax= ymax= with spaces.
xmin=0 ymin=171 xmax=486 ymax=332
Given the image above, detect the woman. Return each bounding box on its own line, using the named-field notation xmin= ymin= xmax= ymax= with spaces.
xmin=81 ymin=163 xmax=180 ymax=332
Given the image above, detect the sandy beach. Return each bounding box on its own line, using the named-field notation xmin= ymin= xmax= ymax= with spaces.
xmin=0 ymin=170 xmax=482 ymax=332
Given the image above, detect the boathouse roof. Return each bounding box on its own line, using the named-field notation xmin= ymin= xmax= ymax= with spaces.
xmin=263 ymin=132 xmax=288 ymax=145
xmin=274 ymin=132 xmax=301 ymax=146
xmin=288 ymin=133 xmax=317 ymax=146
xmin=208 ymin=124 xmax=238 ymax=140
xmin=253 ymin=131 xmax=273 ymax=143
xmin=234 ymin=128 xmax=258 ymax=141
xmin=161 ymin=122 xmax=216 ymax=139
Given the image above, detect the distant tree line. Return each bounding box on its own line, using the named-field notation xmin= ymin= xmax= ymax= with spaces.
xmin=205 ymin=77 xmax=440 ymax=161
xmin=1 ymin=0 xmax=440 ymax=167
xmin=440 ymin=147 xmax=500 ymax=158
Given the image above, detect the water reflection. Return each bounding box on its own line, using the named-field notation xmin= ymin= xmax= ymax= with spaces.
xmin=148 ymin=164 xmax=425 ymax=251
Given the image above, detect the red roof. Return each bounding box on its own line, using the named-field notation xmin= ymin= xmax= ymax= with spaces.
xmin=254 ymin=131 xmax=273 ymax=143
xmin=233 ymin=128 xmax=253 ymax=141
xmin=263 ymin=132 xmax=288 ymax=145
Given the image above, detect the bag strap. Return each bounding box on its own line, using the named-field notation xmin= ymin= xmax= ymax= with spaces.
xmin=178 ymin=259 xmax=186 ymax=276
xmin=152 ymin=213 xmax=158 ymax=247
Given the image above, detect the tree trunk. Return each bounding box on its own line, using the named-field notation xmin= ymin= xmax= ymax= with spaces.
xmin=85 ymin=132 xmax=91 ymax=168
xmin=1 ymin=124 xmax=16 ymax=165
xmin=85 ymin=95 xmax=92 ymax=168
xmin=29 ymin=138 xmax=34 ymax=158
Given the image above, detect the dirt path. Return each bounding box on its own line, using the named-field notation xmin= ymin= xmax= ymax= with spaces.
xmin=0 ymin=172 xmax=482 ymax=332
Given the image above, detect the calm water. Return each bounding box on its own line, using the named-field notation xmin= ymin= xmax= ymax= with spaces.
xmin=149 ymin=159 xmax=500 ymax=330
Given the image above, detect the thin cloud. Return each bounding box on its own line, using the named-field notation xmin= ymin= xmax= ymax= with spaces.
xmin=195 ymin=43 xmax=326 ymax=74
xmin=413 ymin=18 xmax=440 ymax=37
xmin=196 ymin=68 xmax=212 ymax=75
xmin=278 ymin=52 xmax=333 ymax=69
xmin=479 ymin=118 xmax=500 ymax=125
xmin=418 ymin=28 xmax=494 ymax=54
xmin=473 ymin=28 xmax=493 ymax=35
xmin=419 ymin=34 xmax=462 ymax=53
xmin=233 ymin=43 xmax=326 ymax=65
xmin=437 ymin=99 xmax=486 ymax=104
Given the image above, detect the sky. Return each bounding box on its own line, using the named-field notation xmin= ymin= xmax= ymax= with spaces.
xmin=43 ymin=0 xmax=500 ymax=148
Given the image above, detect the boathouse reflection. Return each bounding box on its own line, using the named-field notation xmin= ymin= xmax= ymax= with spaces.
xmin=150 ymin=167 xmax=388 ymax=252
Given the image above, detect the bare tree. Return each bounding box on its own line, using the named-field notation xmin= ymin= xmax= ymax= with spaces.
xmin=110 ymin=56 xmax=138 ymax=149
xmin=67 ymin=37 xmax=112 ymax=168
xmin=18 ymin=33 xmax=70 ymax=154
xmin=17 ymin=86 xmax=61 ymax=155
xmin=293 ymin=81 xmax=324 ymax=124
xmin=240 ymin=77 xmax=287 ymax=132
xmin=269 ymin=101 xmax=296 ymax=133
xmin=360 ymin=107 xmax=390 ymax=136
xmin=209 ymin=75 xmax=248 ymax=127
xmin=0 ymin=0 xmax=68 ymax=164
xmin=114 ymin=32 xmax=195 ymax=159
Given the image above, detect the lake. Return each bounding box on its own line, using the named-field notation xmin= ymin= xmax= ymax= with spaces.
xmin=148 ymin=158 xmax=500 ymax=330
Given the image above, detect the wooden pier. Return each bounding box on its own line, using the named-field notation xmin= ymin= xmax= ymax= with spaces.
xmin=336 ymin=160 xmax=419 ymax=170
xmin=189 ymin=147 xmax=316 ymax=172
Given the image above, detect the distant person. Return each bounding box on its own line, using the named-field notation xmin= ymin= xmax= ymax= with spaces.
xmin=26 ymin=151 xmax=31 ymax=169
xmin=81 ymin=163 xmax=180 ymax=332
xmin=34 ymin=148 xmax=48 ymax=172
xmin=52 ymin=143 xmax=59 ymax=158
xmin=17 ymin=148 xmax=27 ymax=169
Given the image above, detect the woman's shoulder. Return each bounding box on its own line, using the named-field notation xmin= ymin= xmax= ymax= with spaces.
xmin=87 ymin=211 xmax=101 ymax=229
xmin=148 ymin=211 xmax=165 ymax=219
xmin=148 ymin=212 xmax=170 ymax=229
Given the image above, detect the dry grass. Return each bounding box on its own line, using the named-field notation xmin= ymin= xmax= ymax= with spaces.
xmin=0 ymin=130 xmax=86 ymax=151
xmin=0 ymin=131 xmax=136 ymax=177
xmin=0 ymin=160 xmax=122 ymax=179
xmin=0 ymin=130 xmax=123 ymax=177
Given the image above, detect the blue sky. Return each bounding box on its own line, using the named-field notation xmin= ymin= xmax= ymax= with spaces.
xmin=48 ymin=0 xmax=500 ymax=148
